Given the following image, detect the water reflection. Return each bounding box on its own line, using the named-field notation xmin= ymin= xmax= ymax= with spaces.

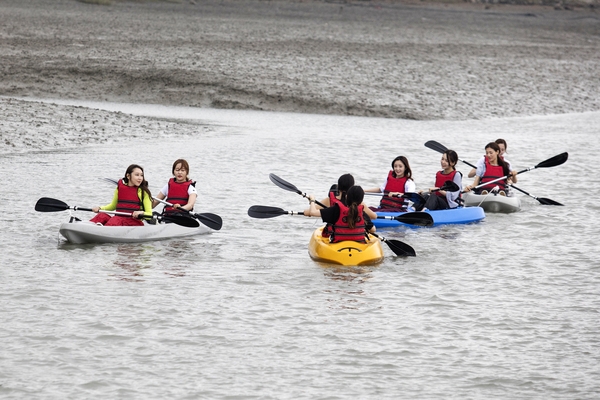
xmin=160 ymin=240 xmax=196 ymax=278
xmin=321 ymin=265 xmax=375 ymax=283
xmin=109 ymin=244 xmax=155 ymax=282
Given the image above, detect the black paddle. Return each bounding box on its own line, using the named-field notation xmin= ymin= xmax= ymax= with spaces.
xmin=465 ymin=152 xmax=568 ymax=193
xmin=248 ymin=205 xmax=306 ymax=218
xmin=368 ymin=232 xmax=416 ymax=257
xmin=430 ymin=180 xmax=460 ymax=193
xmin=101 ymin=178 xmax=222 ymax=229
xmin=268 ymin=173 xmax=419 ymax=256
xmin=269 ymin=173 xmax=314 ymax=201
xmin=153 ymin=197 xmax=223 ymax=230
xmin=425 ymin=141 xmax=567 ymax=205
xmin=250 ymin=205 xmax=434 ymax=228
xmin=35 ymin=197 xmax=200 ymax=228
xmin=247 ymin=206 xmax=415 ymax=256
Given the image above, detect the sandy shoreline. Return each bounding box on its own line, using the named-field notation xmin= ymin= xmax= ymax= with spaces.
xmin=1 ymin=0 xmax=599 ymax=153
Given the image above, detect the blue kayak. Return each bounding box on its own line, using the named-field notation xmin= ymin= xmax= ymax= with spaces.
xmin=374 ymin=207 xmax=485 ymax=228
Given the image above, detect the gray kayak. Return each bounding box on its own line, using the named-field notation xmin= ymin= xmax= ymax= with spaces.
xmin=462 ymin=192 xmax=521 ymax=213
xmin=59 ymin=220 xmax=212 ymax=244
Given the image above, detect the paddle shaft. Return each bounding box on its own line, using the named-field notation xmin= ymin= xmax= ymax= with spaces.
xmin=72 ymin=206 xmax=146 ymax=218
xmin=154 ymin=196 xmax=189 ymax=211
xmin=508 ymin=184 xmax=563 ymax=206
xmin=469 ymin=166 xmax=533 ymax=191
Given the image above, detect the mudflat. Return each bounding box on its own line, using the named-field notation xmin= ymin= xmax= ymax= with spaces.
xmin=1 ymin=0 xmax=599 ymax=152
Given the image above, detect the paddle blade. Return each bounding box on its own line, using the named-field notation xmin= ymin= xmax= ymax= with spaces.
xmin=537 ymin=198 xmax=564 ymax=206
xmin=248 ymin=205 xmax=287 ymax=218
xmin=536 ymin=152 xmax=568 ymax=169
xmin=269 ymin=173 xmax=301 ymax=194
xmin=439 ymin=181 xmax=460 ymax=192
xmin=35 ymin=197 xmax=69 ymax=212
xmin=102 ymin=177 xmax=119 ymax=185
xmin=195 ymin=213 xmax=223 ymax=230
xmin=384 ymin=238 xmax=416 ymax=257
xmin=424 ymin=140 xmax=448 ymax=154
xmin=161 ymin=214 xmax=200 ymax=228
xmin=395 ymin=212 xmax=434 ymax=227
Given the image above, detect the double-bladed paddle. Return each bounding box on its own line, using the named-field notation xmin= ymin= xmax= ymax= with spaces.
xmin=101 ymin=178 xmax=223 ymax=229
xmin=424 ymin=140 xmax=566 ymax=206
xmin=465 ymin=152 xmax=568 ymax=193
xmin=268 ymin=173 xmax=420 ymax=257
xmin=250 ymin=204 xmax=433 ymax=227
xmin=35 ymin=197 xmax=200 ymax=228
xmin=153 ymin=197 xmax=223 ymax=230
xmin=247 ymin=206 xmax=416 ymax=256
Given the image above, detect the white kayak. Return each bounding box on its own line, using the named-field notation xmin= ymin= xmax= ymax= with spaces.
xmin=59 ymin=219 xmax=212 ymax=244
xmin=462 ymin=192 xmax=521 ymax=213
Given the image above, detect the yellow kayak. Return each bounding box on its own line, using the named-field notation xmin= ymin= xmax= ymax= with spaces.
xmin=308 ymin=227 xmax=384 ymax=266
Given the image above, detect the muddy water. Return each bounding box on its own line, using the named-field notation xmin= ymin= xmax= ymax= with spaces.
xmin=1 ymin=100 xmax=598 ymax=399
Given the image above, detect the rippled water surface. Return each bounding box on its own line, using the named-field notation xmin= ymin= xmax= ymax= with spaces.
xmin=2 ymin=101 xmax=599 ymax=399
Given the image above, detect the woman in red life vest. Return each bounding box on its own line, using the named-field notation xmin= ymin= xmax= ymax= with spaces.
xmin=465 ymin=142 xmax=516 ymax=195
xmin=418 ymin=150 xmax=462 ymax=211
xmin=365 ymin=155 xmax=415 ymax=212
xmin=152 ymin=159 xmax=197 ymax=215
xmin=318 ymin=173 xmax=355 ymax=208
xmin=468 ymin=138 xmax=517 ymax=179
xmin=305 ymin=185 xmax=375 ymax=243
xmin=312 ymin=174 xmax=377 ymax=237
xmin=90 ymin=164 xmax=153 ymax=226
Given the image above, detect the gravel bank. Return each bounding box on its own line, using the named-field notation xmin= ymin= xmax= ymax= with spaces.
xmin=1 ymin=0 xmax=599 ymax=153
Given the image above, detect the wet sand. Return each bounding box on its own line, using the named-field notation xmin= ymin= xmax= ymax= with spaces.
xmin=1 ymin=0 xmax=599 ymax=153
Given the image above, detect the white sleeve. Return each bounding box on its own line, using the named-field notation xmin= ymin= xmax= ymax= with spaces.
xmin=379 ymin=179 xmax=388 ymax=193
xmin=188 ymin=185 xmax=197 ymax=195
xmin=446 ymin=172 xmax=463 ymax=208
xmin=476 ymin=160 xmax=486 ymax=177
xmin=404 ymin=180 xmax=416 ymax=193
xmin=160 ymin=184 xmax=169 ymax=197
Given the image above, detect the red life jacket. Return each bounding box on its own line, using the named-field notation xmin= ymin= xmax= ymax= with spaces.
xmin=165 ymin=178 xmax=194 ymax=212
xmin=434 ymin=170 xmax=457 ymax=198
xmin=331 ymin=203 xmax=366 ymax=243
xmin=322 ymin=191 xmax=341 ymax=237
xmin=116 ymin=179 xmax=143 ymax=213
xmin=480 ymin=158 xmax=507 ymax=190
xmin=379 ymin=170 xmax=409 ymax=210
